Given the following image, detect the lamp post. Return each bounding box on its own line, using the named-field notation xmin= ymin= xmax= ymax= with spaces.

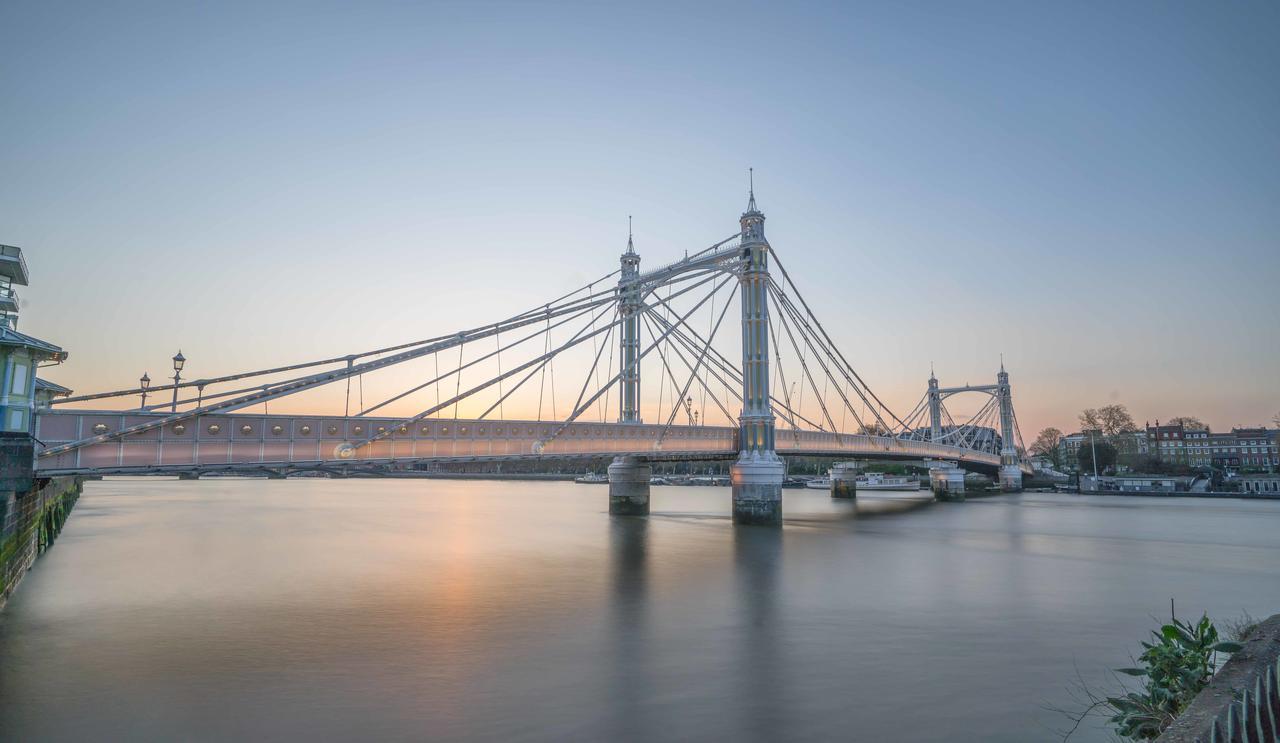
xmin=1090 ymin=430 xmax=1099 ymax=490
xmin=139 ymin=372 xmax=151 ymax=410
xmin=171 ymin=351 xmax=186 ymax=412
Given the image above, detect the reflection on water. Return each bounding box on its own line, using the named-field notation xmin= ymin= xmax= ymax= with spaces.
xmin=1 ymin=479 xmax=1278 ymax=742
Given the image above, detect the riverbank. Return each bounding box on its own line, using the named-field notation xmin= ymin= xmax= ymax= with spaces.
xmin=0 ymin=476 xmax=82 ymax=610
xmin=1079 ymin=489 xmax=1280 ymax=501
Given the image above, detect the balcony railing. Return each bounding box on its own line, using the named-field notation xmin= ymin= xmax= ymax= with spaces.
xmin=0 ymin=244 xmax=29 ymax=284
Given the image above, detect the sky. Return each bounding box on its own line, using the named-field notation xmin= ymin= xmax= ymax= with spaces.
xmin=1 ymin=0 xmax=1277 ymax=437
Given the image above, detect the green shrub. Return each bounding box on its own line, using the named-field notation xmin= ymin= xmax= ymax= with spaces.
xmin=1105 ymin=614 xmax=1241 ymax=740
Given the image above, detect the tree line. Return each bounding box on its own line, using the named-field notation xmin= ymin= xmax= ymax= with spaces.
xmin=1027 ymin=404 xmax=1220 ymax=474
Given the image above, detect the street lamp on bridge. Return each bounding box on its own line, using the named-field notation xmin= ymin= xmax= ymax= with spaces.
xmin=139 ymin=372 xmax=150 ymax=410
xmin=171 ymin=351 xmax=185 ymax=413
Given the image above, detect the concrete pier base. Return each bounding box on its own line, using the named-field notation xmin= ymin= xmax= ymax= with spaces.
xmin=731 ymin=454 xmax=785 ymax=526
xmin=999 ymin=465 xmax=1023 ymax=493
xmin=608 ymin=456 xmax=651 ymax=516
xmin=929 ymin=464 xmax=966 ymax=502
xmin=829 ymin=461 xmax=858 ymax=499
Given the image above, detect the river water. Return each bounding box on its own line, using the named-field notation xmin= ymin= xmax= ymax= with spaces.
xmin=1 ymin=479 xmax=1277 ymax=742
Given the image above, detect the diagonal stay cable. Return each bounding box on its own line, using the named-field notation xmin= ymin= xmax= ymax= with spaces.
xmin=477 ymin=303 xmax=615 ymax=420
xmin=768 ymin=251 xmax=910 ymax=431
xmin=642 ymin=306 xmax=823 ymax=432
xmin=358 ymin=299 xmax=606 ymax=417
xmin=539 ymin=275 xmax=734 ymax=447
xmin=564 ymin=307 xmax=622 ymax=431
xmin=642 ymin=308 xmax=745 ymax=409
xmin=354 ymin=272 xmax=726 ymax=450
xmin=654 ymin=281 xmax=736 ymax=444
xmin=769 ymin=279 xmax=880 ymax=432
xmin=640 ymin=313 xmax=735 ymax=425
xmin=768 ymin=288 xmax=838 ymax=432
xmin=41 ymin=292 xmax=619 ymax=458
xmin=58 ymin=269 xmax=624 ymax=406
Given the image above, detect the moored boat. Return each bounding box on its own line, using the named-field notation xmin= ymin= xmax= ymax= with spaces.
xmin=856 ymin=472 xmax=921 ymax=491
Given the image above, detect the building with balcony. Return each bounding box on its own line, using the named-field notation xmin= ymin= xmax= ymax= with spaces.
xmin=0 ymin=244 xmax=67 ymax=434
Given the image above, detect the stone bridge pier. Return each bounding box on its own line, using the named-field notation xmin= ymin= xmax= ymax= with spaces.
xmin=829 ymin=461 xmax=858 ymax=499
xmin=608 ymin=455 xmax=651 ymax=516
xmin=929 ymin=462 xmax=966 ymax=501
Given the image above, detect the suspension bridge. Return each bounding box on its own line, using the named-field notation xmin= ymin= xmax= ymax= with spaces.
xmin=33 ymin=187 xmax=1032 ymax=524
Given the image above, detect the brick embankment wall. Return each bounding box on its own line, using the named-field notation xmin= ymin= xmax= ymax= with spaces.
xmin=0 ymin=434 xmax=83 ymax=610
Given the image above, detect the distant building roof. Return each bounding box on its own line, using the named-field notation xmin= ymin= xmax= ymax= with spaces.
xmin=0 ymin=325 xmax=66 ymax=361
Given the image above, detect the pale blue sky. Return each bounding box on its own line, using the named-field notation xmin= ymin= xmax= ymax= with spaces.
xmin=2 ymin=1 xmax=1277 ymax=435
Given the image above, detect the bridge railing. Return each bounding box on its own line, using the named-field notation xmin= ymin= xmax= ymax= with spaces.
xmin=35 ymin=411 xmax=1013 ymax=476
xmin=33 ymin=410 xmax=739 ymax=474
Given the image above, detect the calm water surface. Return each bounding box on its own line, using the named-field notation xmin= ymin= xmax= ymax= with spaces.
xmin=2 ymin=479 xmax=1278 ymax=742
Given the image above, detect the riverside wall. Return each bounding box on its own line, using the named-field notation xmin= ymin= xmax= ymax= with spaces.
xmin=0 ymin=436 xmax=81 ymax=610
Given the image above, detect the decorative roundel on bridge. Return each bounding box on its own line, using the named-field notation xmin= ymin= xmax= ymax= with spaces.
xmin=441 ymin=426 xmax=449 ymax=435
xmin=532 ymin=440 xmax=545 ymax=455
xmin=494 ymin=427 xmax=502 ymax=435
xmin=208 ymin=424 xmax=221 ymax=435
xmin=477 ymin=426 xmax=485 ymax=435
xmin=300 ymin=425 xmax=312 ymax=435
xmin=376 ymin=426 xmax=386 ymax=434
xmin=240 ymin=425 xmax=253 ymax=435
xmin=173 ymin=424 xmax=185 ymax=435
xmin=271 ymin=425 xmax=283 ymax=435
xmin=334 ymin=442 xmax=355 ymax=459
xmin=398 ymin=426 xmax=408 ymax=435
xmin=460 ymin=426 xmax=469 ymax=435
xmin=327 ymin=425 xmax=338 ymax=435
xmin=92 ymin=423 xmax=109 ymax=435
xmin=420 ymin=425 xmax=431 ymax=435
xmin=353 ymin=425 xmax=364 ymax=435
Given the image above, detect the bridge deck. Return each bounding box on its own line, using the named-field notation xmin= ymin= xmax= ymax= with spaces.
xmin=34 ymin=410 xmax=1018 ymax=476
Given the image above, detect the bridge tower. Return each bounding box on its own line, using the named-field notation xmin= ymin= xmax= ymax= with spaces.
xmin=618 ymin=221 xmax=642 ymax=424
xmin=730 ymin=183 xmax=785 ymax=525
xmin=927 ymin=368 xmax=942 ymax=442
xmin=996 ymin=362 xmax=1022 ymax=492
xmin=609 ymin=224 xmax=650 ymax=516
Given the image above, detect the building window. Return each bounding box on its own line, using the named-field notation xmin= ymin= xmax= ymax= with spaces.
xmin=10 ymin=362 xmax=28 ymax=395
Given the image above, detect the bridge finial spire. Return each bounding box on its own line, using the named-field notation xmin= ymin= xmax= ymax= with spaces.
xmin=626 ymin=215 xmax=635 ymax=254
xmin=746 ymin=167 xmax=758 ymax=212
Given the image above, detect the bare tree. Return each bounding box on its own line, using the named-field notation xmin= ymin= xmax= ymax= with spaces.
xmin=1031 ymin=427 xmax=1064 ymax=468
xmin=1168 ymin=416 xmax=1207 ymax=430
xmin=1079 ymin=404 xmax=1137 ymax=437
xmin=1098 ymin=404 xmax=1137 ymax=435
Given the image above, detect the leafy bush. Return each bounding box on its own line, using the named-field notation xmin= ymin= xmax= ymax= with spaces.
xmin=1105 ymin=614 xmax=1242 ymax=740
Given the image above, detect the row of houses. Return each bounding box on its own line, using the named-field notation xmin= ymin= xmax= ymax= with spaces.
xmin=1058 ymin=422 xmax=1279 ymax=471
